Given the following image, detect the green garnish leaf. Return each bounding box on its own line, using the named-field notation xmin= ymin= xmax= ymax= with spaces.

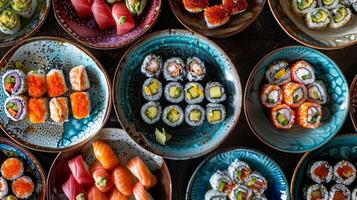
xmin=301 ymin=74 xmax=310 ymax=80
xmin=119 ymin=16 xmax=127 ymax=25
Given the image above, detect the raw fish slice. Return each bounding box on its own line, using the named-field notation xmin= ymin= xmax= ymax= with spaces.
xmin=87 ymin=186 xmax=108 ymax=200
xmin=127 ymin=156 xmax=157 ymax=189
xmin=90 ymin=160 xmax=103 ymax=173
xmin=68 ymin=155 xmax=94 ymax=189
xmin=109 ymin=188 xmax=128 ymax=200
xmin=133 ymin=182 xmax=154 ymax=200
xmin=62 ymin=175 xmax=86 ymax=200
xmin=112 ymin=3 xmax=135 ymax=35
xmin=71 ymin=0 xmax=93 ymax=19
xmin=92 ymin=165 xmax=114 ymax=192
xmin=92 ymin=140 xmax=120 ymax=171
xmin=91 ymin=0 xmax=116 ymax=30
xmin=112 ymin=166 xmax=134 ymax=196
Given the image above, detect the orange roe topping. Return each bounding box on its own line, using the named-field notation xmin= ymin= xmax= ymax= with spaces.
xmin=183 ymin=0 xmax=208 ymax=9
xmin=1 ymin=158 xmax=23 ymax=180
xmin=27 ymin=75 xmax=45 ymax=97
xmin=204 ymin=5 xmax=229 ymax=25
xmin=12 ymin=177 xmax=34 ymax=198
xmin=46 ymin=71 xmax=66 ymax=97
xmin=333 ymin=191 xmax=345 ymax=200
xmin=337 ymin=165 xmax=353 ymax=179
xmin=28 ymin=98 xmax=47 ymax=123
xmin=314 ymin=165 xmax=328 ymax=178
xmin=70 ymin=92 xmax=90 ymax=119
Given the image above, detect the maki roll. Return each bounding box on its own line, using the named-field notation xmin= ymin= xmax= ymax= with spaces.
xmin=0 ymin=9 xmax=20 ymax=35
xmin=352 ymin=3 xmax=357 ymax=14
xmin=296 ymin=102 xmax=322 ymax=128
xmin=204 ymin=5 xmax=230 ymax=29
xmin=307 ymin=80 xmax=328 ymax=105
xmin=141 ymin=54 xmax=163 ymax=78
xmin=329 ymin=5 xmax=352 ymax=29
xmin=2 ymin=69 xmax=26 ymax=96
xmin=333 ymin=160 xmax=356 ymax=185
xmin=2 ymin=195 xmax=17 ymax=200
xmin=49 ymin=97 xmax=69 ymax=123
xmin=185 ymin=105 xmax=205 ymax=127
xmin=70 ymin=92 xmax=91 ymax=120
xmin=46 ymin=69 xmax=68 ymax=97
xmin=1 ymin=158 xmax=24 ymax=181
xmin=0 ymin=177 xmax=8 ymax=199
xmin=141 ymin=101 xmax=162 ymax=124
xmin=10 ymin=0 xmax=37 ymax=18
xmin=229 ymin=185 xmax=253 ymax=200
xmin=291 ymin=0 xmax=317 ymax=15
xmin=205 ymin=82 xmax=227 ymax=103
xmin=4 ymin=96 xmax=27 ymax=121
xmin=329 ymin=184 xmax=351 ymax=200
xmin=186 ymin=57 xmax=206 ymax=81
xmin=265 ymin=60 xmax=291 ymax=85
xmin=142 ymin=78 xmax=163 ymax=101
xmin=305 ymin=8 xmax=331 ymax=29
xmin=252 ymin=194 xmax=268 ymax=200
xmin=352 ymin=188 xmax=357 ymax=200
xmin=163 ymin=57 xmax=186 ymax=81
xmin=270 ymin=104 xmax=295 ymax=129
xmin=28 ymin=98 xmax=48 ymax=123
xmin=305 ymin=184 xmax=329 ymax=200
xmin=227 ymin=158 xmax=251 ymax=183
xmin=26 ymin=70 xmax=46 ymax=98
xmin=222 ymin=0 xmax=248 ymax=15
xmin=206 ymin=103 xmax=226 ymax=124
xmin=282 ymin=82 xmax=307 ymax=108
xmin=184 ymin=82 xmax=204 ymax=104
xmin=260 ymin=84 xmax=283 ymax=108
xmin=162 ymin=105 xmax=184 ymax=127
xmin=204 ymin=189 xmax=227 ymax=200
xmin=69 ymin=65 xmax=91 ymax=92
xmin=182 ymin=0 xmax=208 ymax=13
xmin=11 ymin=176 xmax=34 ymax=199
xmin=308 ymin=161 xmax=333 ymax=183
xmin=0 ymin=0 xmax=9 ymax=11
xmin=318 ymin=0 xmax=339 ymax=8
xmin=290 ymin=60 xmax=316 ymax=85
xmin=209 ymin=170 xmax=232 ymax=193
xmin=246 ymin=172 xmax=268 ymax=194
xmin=164 ymin=82 xmax=184 ymax=103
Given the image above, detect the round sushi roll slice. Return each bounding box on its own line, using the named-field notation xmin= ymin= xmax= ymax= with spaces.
xmin=162 ymin=105 xmax=184 ymax=127
xmin=0 ymin=8 xmax=20 ymax=35
xmin=352 ymin=3 xmax=357 ymax=14
xmin=290 ymin=60 xmax=316 ymax=85
xmin=206 ymin=103 xmax=226 ymax=124
xmin=186 ymin=57 xmax=206 ymax=81
xmin=164 ymin=82 xmax=184 ymax=103
xmin=141 ymin=54 xmax=163 ymax=78
xmin=0 ymin=177 xmax=8 ymax=199
xmin=352 ymin=188 xmax=357 ymax=200
xmin=185 ymin=105 xmax=205 ymax=127
xmin=333 ymin=160 xmax=356 ymax=185
xmin=305 ymin=184 xmax=329 ymax=200
xmin=229 ymin=185 xmax=253 ymax=200
xmin=203 ymin=5 xmax=230 ymax=29
xmin=184 ymin=82 xmax=205 ymax=104
xmin=227 ymin=158 xmax=251 ymax=183
xmin=1 ymin=195 xmax=17 ymax=200
xmin=11 ymin=176 xmax=34 ymax=199
xmin=292 ymin=0 xmax=317 ymax=15
xmin=246 ymin=171 xmax=268 ymax=194
xmin=0 ymin=158 xmax=24 ymax=181
xmin=305 ymin=8 xmax=331 ymax=29
xmin=141 ymin=101 xmax=162 ymax=124
xmin=204 ymin=189 xmax=227 ymax=200
xmin=297 ymin=102 xmax=322 ymax=128
xmin=205 ymin=82 xmax=227 ymax=103
xmin=209 ymin=170 xmax=233 ymax=193
xmin=142 ymin=78 xmax=163 ymax=101
xmin=318 ymin=0 xmax=339 ymax=8
xmin=163 ymin=57 xmax=186 ymax=81
xmin=26 ymin=70 xmax=46 ymax=98
xmin=270 ymin=104 xmax=295 ymax=129
xmin=265 ymin=60 xmax=291 ymax=85
xmin=260 ymin=84 xmax=283 ymax=108
xmin=307 ymin=80 xmax=328 ymax=105
xmin=4 ymin=96 xmax=27 ymax=121
xmin=282 ymin=82 xmax=307 ymax=108
xmin=2 ymin=69 xmax=26 ymax=96
xmin=308 ymin=161 xmax=333 ymax=183
xmin=252 ymin=194 xmax=268 ymax=200
xmin=329 ymin=5 xmax=352 ymax=29
xmin=0 ymin=0 xmax=9 ymax=11
xmin=10 ymin=0 xmax=37 ymax=18
xmin=329 ymin=184 xmax=351 ymax=200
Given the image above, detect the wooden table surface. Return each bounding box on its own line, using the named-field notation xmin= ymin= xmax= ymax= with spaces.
xmin=0 ymin=1 xmax=356 ymax=199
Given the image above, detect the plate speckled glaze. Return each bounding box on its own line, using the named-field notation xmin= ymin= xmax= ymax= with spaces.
xmin=53 ymin=0 xmax=162 ymax=49
xmin=46 ymin=128 xmax=172 ymax=200
xmin=350 ymin=75 xmax=357 ymax=131
xmin=113 ymin=29 xmax=242 ymax=160
xmin=244 ymin=46 xmax=349 ymax=153
xmin=186 ymin=147 xmax=290 ymax=200
xmin=0 ymin=0 xmax=50 ymax=47
xmin=291 ymin=134 xmax=357 ymax=200
xmin=0 ymin=37 xmax=111 ymax=152
xmin=268 ymin=0 xmax=357 ymax=50
xmin=0 ymin=137 xmax=46 ymax=200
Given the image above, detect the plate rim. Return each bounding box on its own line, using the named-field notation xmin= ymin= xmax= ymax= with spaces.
xmin=350 ymin=74 xmax=357 ymax=132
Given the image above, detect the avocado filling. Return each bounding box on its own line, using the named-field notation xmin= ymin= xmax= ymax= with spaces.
xmin=308 ymin=107 xmax=319 ymax=124
xmin=145 ymin=106 xmax=158 ymax=120
xmin=235 ymin=192 xmax=244 ymax=200
xmin=312 ymin=9 xmax=329 ymax=23
xmin=0 ymin=9 xmax=19 ymax=30
xmin=277 ymin=110 xmax=290 ymax=126
xmin=186 ymin=84 xmax=203 ymax=100
xmin=332 ymin=7 xmax=348 ymax=23
xmin=144 ymin=81 xmax=159 ymax=96
xmin=322 ymin=0 xmax=334 ymax=6
xmin=169 ymin=85 xmax=181 ymax=98
xmin=189 ymin=109 xmax=202 ymax=122
xmin=297 ymin=0 xmax=314 ymax=10
xmin=218 ymin=181 xmax=225 ymax=192
xmin=293 ymin=88 xmax=304 ymax=103
xmin=308 ymin=86 xmax=321 ymax=100
xmin=166 ymin=107 xmax=181 ymax=123
xmin=208 ymin=110 xmax=222 ymax=123
xmin=246 ymin=178 xmax=257 ymax=187
xmin=209 ymin=86 xmax=222 ymax=99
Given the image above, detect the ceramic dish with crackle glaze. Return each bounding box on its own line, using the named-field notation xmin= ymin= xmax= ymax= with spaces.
xmin=244 ymin=46 xmax=349 ymax=153
xmin=0 ymin=37 xmax=111 ymax=152
xmin=350 ymin=74 xmax=357 ymax=131
xmin=113 ymin=29 xmax=242 ymax=160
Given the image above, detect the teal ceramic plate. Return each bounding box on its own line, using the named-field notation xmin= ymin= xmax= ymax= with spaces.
xmin=0 ymin=37 xmax=111 ymax=152
xmin=186 ymin=147 xmax=290 ymax=200
xmin=244 ymin=46 xmax=349 ymax=153
xmin=113 ymin=29 xmax=242 ymax=160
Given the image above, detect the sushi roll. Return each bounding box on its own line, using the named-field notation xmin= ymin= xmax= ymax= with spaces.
xmin=329 ymin=5 xmax=352 ymax=29
xmin=184 ymin=82 xmax=204 ymax=104
xmin=252 ymin=194 xmax=268 ymax=200
xmin=265 ymin=60 xmax=291 ymax=85
xmin=186 ymin=57 xmax=206 ymax=81
xmin=46 ymin=69 xmax=68 ymax=97
xmin=229 ymin=185 xmax=253 ymax=200
xmin=141 ymin=54 xmax=163 ymax=78
xmin=206 ymin=103 xmax=226 ymax=124
xmin=333 ymin=160 xmax=356 ymax=185
xmin=28 ymin=98 xmax=48 ymax=123
xmin=205 ymin=82 xmax=227 ymax=103
xmin=340 ymin=0 xmax=356 ymax=6
xmin=308 ymin=161 xmax=333 ymax=183
xmin=142 ymin=78 xmax=163 ymax=101
xmin=227 ymin=158 xmax=251 ymax=183
xmin=222 ymin=0 xmax=248 ymax=15
xmin=329 ymin=184 xmax=351 ymax=200
xmin=204 ymin=5 xmax=230 ymax=29
xmin=162 ymin=105 xmax=184 ymax=127
xmin=140 ymin=101 xmax=162 ymax=124
xmin=0 ymin=177 xmax=8 ymax=199
xmin=12 ymin=176 xmax=34 ymax=199
xmin=290 ymin=60 xmax=316 ymax=85
xmin=209 ymin=170 xmax=232 ymax=193
xmin=282 ymin=82 xmax=307 ymax=108
xmin=26 ymin=70 xmax=46 ymax=98
xmin=1 ymin=195 xmax=16 ymax=200
xmin=163 ymin=57 xmax=186 ymax=81
xmin=4 ymin=96 xmax=27 ymax=121
xmin=185 ymin=105 xmax=205 ymax=127
xmin=305 ymin=184 xmax=329 ymax=200
xmin=11 ymin=0 xmax=37 ymax=18
xmin=1 ymin=158 xmax=24 ymax=181
xmin=296 ymin=102 xmax=322 ymax=128
xmin=69 ymin=65 xmax=91 ymax=92
xmin=246 ymin=171 xmax=268 ymax=194
xmin=307 ymin=80 xmax=328 ymax=105
xmin=260 ymin=84 xmax=283 ymax=108
xmin=318 ymin=0 xmax=339 ymax=8
xmin=0 ymin=9 xmax=20 ymax=35
xmin=352 ymin=188 xmax=357 ymax=200
xmin=164 ymin=82 xmax=184 ymax=103
xmin=0 ymin=0 xmax=9 ymax=11
xmin=70 ymin=92 xmax=91 ymax=120
xmin=91 ymin=164 xmax=113 ymax=192
xmin=182 ymin=0 xmax=208 ymax=13
xmin=2 ymin=69 xmax=26 ymax=96
xmin=49 ymin=97 xmax=69 ymax=123
xmin=291 ymin=0 xmax=317 ymax=15
xmin=92 ymin=140 xmax=120 ymax=171
xmin=270 ymin=104 xmax=295 ymax=129
xmin=305 ymin=8 xmax=331 ymax=29
xmin=204 ymin=190 xmax=227 ymax=200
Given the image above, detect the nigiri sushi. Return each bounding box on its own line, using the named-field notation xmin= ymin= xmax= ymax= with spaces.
xmin=182 ymin=0 xmax=208 ymax=13
xmin=69 ymin=65 xmax=90 ymax=92
xmin=112 ymin=166 xmax=134 ymax=196
xmin=1 ymin=158 xmax=24 ymax=181
xmin=70 ymin=92 xmax=91 ymax=120
xmin=204 ymin=5 xmax=230 ymax=29
xmin=49 ymin=97 xmax=69 ymax=123
xmin=28 ymin=98 xmax=48 ymax=123
xmin=223 ymin=0 xmax=248 ymax=15
xmin=92 ymin=140 xmax=120 ymax=171
xmin=112 ymin=2 xmax=135 ymax=35
xmin=133 ymin=182 xmax=154 ymax=200
xmin=11 ymin=176 xmax=34 ymax=199
xmin=92 ymin=165 xmax=113 ymax=192
xmin=71 ymin=0 xmax=93 ymax=19
xmin=91 ymin=0 xmax=115 ymax=30
xmin=46 ymin=69 xmax=68 ymax=97
xmin=109 ymin=188 xmax=127 ymax=200
xmin=90 ymin=160 xmax=103 ymax=173
xmin=68 ymin=155 xmax=94 ymax=189
xmin=26 ymin=70 xmax=46 ymax=97
xmin=127 ymin=156 xmax=157 ymax=189
xmin=87 ymin=186 xmax=108 ymax=200
xmin=62 ymin=175 xmax=86 ymax=200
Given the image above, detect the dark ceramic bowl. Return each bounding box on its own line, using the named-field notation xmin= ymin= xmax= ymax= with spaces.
xmin=350 ymin=74 xmax=357 ymax=131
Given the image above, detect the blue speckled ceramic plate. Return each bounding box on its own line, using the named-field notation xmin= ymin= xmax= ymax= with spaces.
xmin=186 ymin=148 xmax=290 ymax=200
xmin=113 ymin=29 xmax=242 ymax=160
xmin=0 ymin=37 xmax=111 ymax=152
xmin=291 ymin=134 xmax=357 ymax=200
xmin=244 ymin=46 xmax=349 ymax=153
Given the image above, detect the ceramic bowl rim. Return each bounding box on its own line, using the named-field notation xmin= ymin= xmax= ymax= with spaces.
xmin=350 ymin=75 xmax=357 ymax=131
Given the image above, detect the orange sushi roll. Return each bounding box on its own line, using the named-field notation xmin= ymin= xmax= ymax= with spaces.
xmin=70 ymin=92 xmax=91 ymax=120
xmin=127 ymin=156 xmax=157 ymax=189
xmin=109 ymin=188 xmax=128 ymax=200
xmin=92 ymin=140 xmax=120 ymax=171
xmin=92 ymin=165 xmax=114 ymax=192
xmin=296 ymin=102 xmax=322 ymax=128
xmin=46 ymin=69 xmax=68 ymax=97
xmin=26 ymin=70 xmax=46 ymax=98
xmin=182 ymin=0 xmax=208 ymax=13
xmin=270 ymin=104 xmax=295 ymax=129
xmin=282 ymin=82 xmax=307 ymax=108
xmin=133 ymin=182 xmax=154 ymax=200
xmin=11 ymin=176 xmax=34 ymax=199
xmin=28 ymin=98 xmax=48 ymax=123
xmin=260 ymin=84 xmax=283 ymax=108
xmin=112 ymin=166 xmax=134 ymax=196
xmin=87 ymin=186 xmax=108 ymax=200
xmin=204 ymin=5 xmax=230 ymax=29
xmin=1 ymin=158 xmax=24 ymax=181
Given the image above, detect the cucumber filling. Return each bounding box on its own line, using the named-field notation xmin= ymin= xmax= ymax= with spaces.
xmin=297 ymin=0 xmax=314 ymax=10
xmin=332 ymin=7 xmax=348 ymax=23
xmin=293 ymin=88 xmax=304 ymax=103
xmin=277 ymin=111 xmax=289 ymax=126
xmin=312 ymin=10 xmax=329 ymax=23
xmin=308 ymin=107 xmax=319 ymax=124
xmin=145 ymin=106 xmax=158 ymax=120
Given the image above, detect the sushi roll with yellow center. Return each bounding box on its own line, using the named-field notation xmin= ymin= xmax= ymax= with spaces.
xmin=318 ymin=0 xmax=339 ymax=8
xmin=290 ymin=60 xmax=316 ymax=85
xmin=49 ymin=97 xmax=69 ymax=123
xmin=69 ymin=65 xmax=90 ymax=92
xmin=282 ymin=82 xmax=308 ymax=108
xmin=204 ymin=5 xmax=230 ymax=29
xmin=296 ymin=102 xmax=322 ymax=128
xmin=26 ymin=70 xmax=46 ymax=98
xmin=0 ymin=158 xmax=23 ymax=181
xmin=206 ymin=103 xmax=226 ymax=124
xmin=185 ymin=82 xmax=204 ymax=104
xmin=162 ymin=105 xmax=184 ymax=127
xmin=205 ymin=82 xmax=227 ymax=103
xmin=292 ymin=0 xmax=317 ymax=15
xmin=265 ymin=60 xmax=291 ymax=85
xmin=305 ymin=8 xmax=330 ymax=29
xmin=270 ymin=104 xmax=295 ymax=129
xmin=164 ymin=82 xmax=184 ymax=103
xmin=11 ymin=176 xmax=34 ymax=199
xmin=329 ymin=5 xmax=352 ymax=29
xmin=142 ymin=78 xmax=163 ymax=101
xmin=185 ymin=105 xmax=205 ymax=127
xmin=0 ymin=8 xmax=20 ymax=35
xmin=28 ymin=97 xmax=48 ymax=123
xmin=10 ymin=0 xmax=37 ymax=18
xmin=260 ymin=84 xmax=283 ymax=108
xmin=141 ymin=101 xmax=162 ymax=124
xmin=70 ymin=92 xmax=91 ymax=120
xmin=46 ymin=69 xmax=68 ymax=97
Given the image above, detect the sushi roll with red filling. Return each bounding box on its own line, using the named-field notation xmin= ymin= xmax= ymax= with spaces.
xmin=227 ymin=158 xmax=251 ymax=183
xmin=334 ymin=160 xmax=356 ymax=185
xmin=71 ymin=0 xmax=93 ymax=19
xmin=229 ymin=185 xmax=253 ymax=200
xmin=91 ymin=0 xmax=115 ymax=30
xmin=290 ymin=60 xmax=316 ymax=85
xmin=26 ymin=70 xmax=46 ymax=98
xmin=260 ymin=84 xmax=283 ymax=108
xmin=223 ymin=0 xmax=248 ymax=15
xmin=70 ymin=92 xmax=91 ymax=120
xmin=112 ymin=3 xmax=135 ymax=35
xmin=1 ymin=158 xmax=24 ymax=181
xmin=11 ymin=176 xmax=34 ymax=199
xmin=204 ymin=5 xmax=230 ymax=29
xmin=4 ymin=96 xmax=27 ymax=121
xmin=270 ymin=104 xmax=295 ymax=129
xmin=182 ymin=0 xmax=208 ymax=13
xmin=246 ymin=171 xmax=268 ymax=194
xmin=2 ymin=69 xmax=26 ymax=96
xmin=308 ymin=161 xmax=333 ymax=184
xmin=46 ymin=69 xmax=68 ymax=97
xmin=296 ymin=102 xmax=322 ymax=129
xmin=282 ymin=82 xmax=307 ymax=108
xmin=265 ymin=60 xmax=291 ymax=85
xmin=28 ymin=98 xmax=48 ymax=124
xmin=68 ymin=155 xmax=94 ymax=189
xmin=69 ymin=65 xmax=90 ymax=92
xmin=305 ymin=184 xmax=328 ymax=200
xmin=329 ymin=184 xmax=351 ymax=200
xmin=0 ymin=177 xmax=8 ymax=199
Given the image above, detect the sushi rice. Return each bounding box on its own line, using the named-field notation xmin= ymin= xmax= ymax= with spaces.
xmin=204 ymin=189 xmax=227 ymax=200
xmin=206 ymin=103 xmax=226 ymax=124
xmin=352 ymin=188 xmax=357 ymax=200
xmin=209 ymin=170 xmax=232 ymax=193
xmin=229 ymin=185 xmax=253 ymax=200
xmin=329 ymin=184 xmax=351 ymax=200
xmin=227 ymin=158 xmax=251 ymax=183
xmin=141 ymin=54 xmax=163 ymax=78
xmin=162 ymin=105 xmax=184 ymax=127
xmin=205 ymin=82 xmax=227 ymax=103
xmin=307 ymin=80 xmax=328 ymax=105
xmin=163 ymin=57 xmax=186 ymax=81
xmin=184 ymin=105 xmax=205 ymax=127
xmin=186 ymin=57 xmax=206 ymax=81
xmin=265 ymin=60 xmax=291 ymax=85
xmin=290 ymin=60 xmax=316 ymax=85
xmin=305 ymin=184 xmax=329 ymax=200
xmin=164 ymin=82 xmax=184 ymax=103
xmin=246 ymin=171 xmax=268 ymax=194
xmin=329 ymin=5 xmax=352 ymax=29
xmin=305 ymin=8 xmax=331 ymax=29
xmin=141 ymin=101 xmax=162 ymax=124
xmin=0 ymin=177 xmax=8 ymax=199
xmin=291 ymin=0 xmax=318 ymax=15
xmin=142 ymin=78 xmax=163 ymax=101
xmin=4 ymin=96 xmax=27 ymax=121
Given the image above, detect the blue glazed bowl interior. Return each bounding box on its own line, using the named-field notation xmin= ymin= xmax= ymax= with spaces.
xmin=245 ymin=46 xmax=349 ymax=153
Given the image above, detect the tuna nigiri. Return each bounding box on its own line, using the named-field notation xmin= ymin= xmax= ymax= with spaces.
xmin=71 ymin=0 xmax=93 ymax=19
xmin=92 ymin=140 xmax=120 ymax=171
xmin=112 ymin=3 xmax=135 ymax=35
xmin=62 ymin=175 xmax=86 ymax=200
xmin=127 ymin=156 xmax=157 ymax=189
xmin=109 ymin=188 xmax=127 ymax=200
xmin=92 ymin=165 xmax=113 ymax=192
xmin=87 ymin=186 xmax=108 ymax=200
xmin=112 ymin=166 xmax=134 ymax=196
xmin=68 ymin=155 xmax=94 ymax=189
xmin=89 ymin=160 xmax=102 ymax=174
xmin=91 ymin=0 xmax=116 ymax=30
xmin=133 ymin=182 xmax=154 ymax=200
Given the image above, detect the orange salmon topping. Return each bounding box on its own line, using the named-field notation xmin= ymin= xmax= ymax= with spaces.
xmin=28 ymin=98 xmax=47 ymax=123
xmin=46 ymin=71 xmax=67 ymax=97
xmin=27 ymin=75 xmax=46 ymax=97
xmin=1 ymin=158 xmax=23 ymax=180
xmin=70 ymin=92 xmax=90 ymax=119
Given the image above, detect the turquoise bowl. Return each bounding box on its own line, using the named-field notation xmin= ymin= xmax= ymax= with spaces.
xmin=113 ymin=29 xmax=242 ymax=160
xmin=291 ymin=134 xmax=357 ymax=200
xmin=244 ymin=46 xmax=349 ymax=153
xmin=186 ymin=148 xmax=290 ymax=200
xmin=0 ymin=37 xmax=111 ymax=152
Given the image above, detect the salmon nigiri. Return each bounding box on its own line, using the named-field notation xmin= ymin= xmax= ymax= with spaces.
xmin=126 ymin=156 xmax=157 ymax=189
xmin=133 ymin=182 xmax=154 ymax=200
xmin=87 ymin=186 xmax=108 ymax=200
xmin=112 ymin=166 xmax=134 ymax=196
xmin=92 ymin=140 xmax=120 ymax=171
xmin=92 ymin=165 xmax=114 ymax=192
xmin=109 ymin=188 xmax=127 ymax=200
